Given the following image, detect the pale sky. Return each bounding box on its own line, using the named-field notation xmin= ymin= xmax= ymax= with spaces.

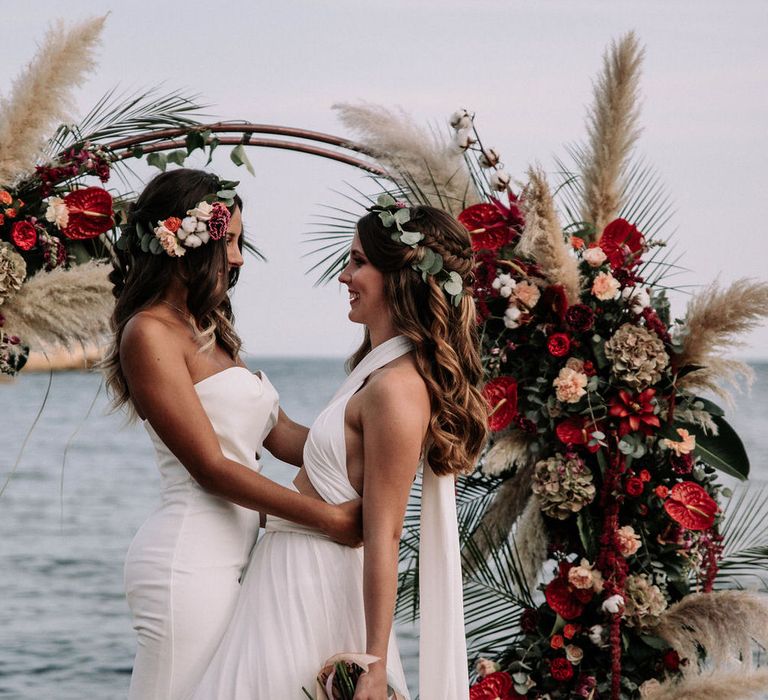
xmin=3 ymin=0 xmax=767 ymax=358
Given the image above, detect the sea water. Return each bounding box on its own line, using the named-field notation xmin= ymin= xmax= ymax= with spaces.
xmin=0 ymin=359 xmax=766 ymax=699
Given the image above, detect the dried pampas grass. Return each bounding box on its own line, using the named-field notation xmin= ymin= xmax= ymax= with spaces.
xmin=641 ymin=668 xmax=768 ymax=700
xmin=580 ymin=32 xmax=644 ymax=237
xmin=655 ymin=590 xmax=768 ymax=670
xmin=517 ymin=167 xmax=581 ymax=303
xmin=334 ymin=102 xmax=481 ymax=216
xmin=0 ymin=15 xmax=106 ymax=185
xmin=513 ymin=495 xmax=548 ymax=590
xmin=676 ymin=279 xmax=768 ymax=402
xmin=464 ymin=462 xmax=534 ymax=566
xmin=481 ymin=429 xmax=534 ymax=477
xmin=1 ymin=261 xmax=113 ymax=349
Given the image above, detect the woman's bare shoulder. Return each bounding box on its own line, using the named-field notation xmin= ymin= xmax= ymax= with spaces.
xmin=364 ymin=362 xmax=429 ymax=413
xmin=120 ymin=309 xmax=183 ymax=362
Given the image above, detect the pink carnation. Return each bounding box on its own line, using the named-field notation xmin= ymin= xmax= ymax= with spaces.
xmin=591 ymin=271 xmax=621 ymax=301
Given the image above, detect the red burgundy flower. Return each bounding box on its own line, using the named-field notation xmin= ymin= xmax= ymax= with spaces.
xmin=565 ymin=303 xmax=595 ymax=332
xmin=555 ymin=417 xmax=602 ymax=453
xmin=544 ymin=566 xmax=593 ymax=620
xmin=10 ymin=220 xmax=37 ymax=251
xmin=663 ymin=649 xmax=681 ymax=671
xmin=608 ymin=388 xmax=661 ymax=437
xmin=458 ymin=200 xmax=521 ymax=253
xmin=664 ymin=481 xmax=718 ymax=531
xmin=542 ymin=284 xmax=569 ymax=321
xmin=60 ymin=187 xmax=114 ymax=240
xmin=598 ymin=218 xmax=644 ymax=270
xmin=483 ymin=376 xmax=518 ymax=432
xmin=550 ymin=657 xmax=575 ymax=682
xmin=625 ymin=476 xmax=645 ymax=497
xmin=547 ymin=333 xmax=571 ymax=357
xmin=469 ymin=671 xmax=523 ymax=700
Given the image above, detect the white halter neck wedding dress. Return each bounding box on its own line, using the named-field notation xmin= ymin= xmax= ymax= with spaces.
xmin=192 ymin=336 xmax=468 ymax=699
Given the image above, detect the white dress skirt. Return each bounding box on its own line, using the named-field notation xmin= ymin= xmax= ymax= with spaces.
xmin=191 ymin=339 xmax=412 ymax=699
xmin=124 ymin=368 xmax=279 ymax=700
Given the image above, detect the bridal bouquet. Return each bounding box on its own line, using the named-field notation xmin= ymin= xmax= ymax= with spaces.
xmin=302 ymin=653 xmax=406 ymax=700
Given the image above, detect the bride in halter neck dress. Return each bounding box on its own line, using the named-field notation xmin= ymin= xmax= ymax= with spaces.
xmin=104 ymin=170 xmax=361 ymax=700
xmin=192 ymin=204 xmax=487 ymax=699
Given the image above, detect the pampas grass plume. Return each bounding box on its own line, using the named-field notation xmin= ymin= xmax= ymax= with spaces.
xmin=641 ymin=668 xmax=768 ymax=700
xmin=517 ymin=166 xmax=581 ymax=304
xmin=676 ymin=279 xmax=768 ymax=402
xmin=513 ymin=495 xmax=548 ymax=590
xmin=1 ymin=261 xmax=113 ymax=349
xmin=580 ymin=32 xmax=644 ymax=238
xmin=0 ymin=15 xmax=106 ymax=185
xmin=334 ymin=102 xmax=481 ymax=216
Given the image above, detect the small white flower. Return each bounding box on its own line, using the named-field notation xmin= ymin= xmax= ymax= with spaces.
xmin=400 ymin=230 xmax=424 ymax=246
xmin=622 ymin=286 xmax=651 ymax=314
xmin=449 ymin=108 xmax=473 ymax=130
xmin=504 ymin=304 xmax=521 ymax=329
xmin=479 ymin=148 xmax=500 ymax=168
xmin=187 ymin=201 xmax=213 ymax=220
xmin=492 ymin=273 xmax=516 ymax=298
xmin=195 ymin=221 xmax=208 ymax=233
xmin=588 ymin=625 xmax=604 ymax=646
xmin=44 ymin=197 xmax=69 ymax=229
xmin=180 ymin=216 xmax=198 ymax=234
xmin=453 ymin=128 xmax=476 ymax=151
xmin=443 ymin=271 xmax=463 ymax=296
xmin=184 ymin=233 xmax=203 ymax=248
xmin=196 ymin=230 xmax=210 ymax=245
xmin=500 ymin=286 xmax=513 ymax=298
xmin=583 ymin=246 xmax=608 ymax=267
xmin=602 ymin=594 xmax=624 ymax=614
xmin=490 ymin=169 xmax=511 ymax=191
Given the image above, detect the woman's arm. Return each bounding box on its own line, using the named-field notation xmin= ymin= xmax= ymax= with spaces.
xmin=263 ymin=408 xmax=308 ymax=467
xmin=354 ymin=373 xmax=429 ymax=699
xmin=121 ymin=314 xmax=360 ymax=546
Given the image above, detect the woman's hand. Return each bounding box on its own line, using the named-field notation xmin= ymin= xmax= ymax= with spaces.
xmin=353 ymin=665 xmax=389 ymax=700
xmin=322 ymin=499 xmax=363 ymax=547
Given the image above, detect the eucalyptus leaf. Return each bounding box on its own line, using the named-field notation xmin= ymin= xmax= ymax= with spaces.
xmin=379 ymin=211 xmax=395 ymax=227
xmin=428 ymin=254 xmax=444 ymax=275
xmin=230 ymin=144 xmax=255 ymax=176
xmin=140 ymin=235 xmax=151 ymax=253
xmin=149 ymin=237 xmax=162 ymax=255
xmin=376 ymin=193 xmax=396 ymax=208
xmin=185 ymin=130 xmax=205 ymax=155
xmin=394 ymin=207 xmax=410 ymax=224
xmin=115 ymin=234 xmax=129 ymax=251
xmin=135 ymin=220 xmax=148 ymax=238
xmin=688 ymin=396 xmax=725 ymax=418
xmin=205 ymin=137 xmax=220 ymax=165
xmin=166 ymin=149 xmax=187 ymax=167
xmin=146 ymin=152 xmax=167 ymax=171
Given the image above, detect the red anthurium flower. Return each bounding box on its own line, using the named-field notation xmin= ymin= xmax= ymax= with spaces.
xmin=555 ymin=417 xmax=602 ymax=453
xmin=482 ymin=376 xmax=518 ymax=432
xmin=545 ymin=576 xmax=586 ymax=620
xmin=61 ymin=187 xmax=114 ymax=240
xmin=458 ymin=199 xmax=523 ymax=254
xmin=608 ymin=388 xmax=661 ymax=436
xmin=598 ymin=218 xmax=644 ymax=269
xmin=664 ymin=481 xmax=718 ymax=531
xmin=469 ymin=671 xmax=524 ymax=700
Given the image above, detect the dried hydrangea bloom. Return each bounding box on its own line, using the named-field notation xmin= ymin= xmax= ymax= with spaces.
xmin=604 ymin=322 xmax=669 ymax=389
xmin=0 ymin=242 xmax=27 ymax=305
xmin=532 ymin=453 xmax=596 ymax=519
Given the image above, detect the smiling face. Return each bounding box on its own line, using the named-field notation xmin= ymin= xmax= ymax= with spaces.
xmin=338 ymin=231 xmax=389 ymax=326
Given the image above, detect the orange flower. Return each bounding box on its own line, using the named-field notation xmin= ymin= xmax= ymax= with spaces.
xmin=640 ymin=469 xmax=651 ymax=482
xmin=570 ymin=235 xmax=585 ymax=250
xmin=163 ymin=216 xmax=182 ymax=233
xmin=550 ymin=634 xmax=565 ymax=649
xmin=0 ymin=190 xmax=11 ymax=205
xmin=5 ymin=208 xmax=16 ymax=219
xmin=563 ymin=624 xmax=578 ymax=639
xmin=655 ymin=485 xmax=669 ymax=499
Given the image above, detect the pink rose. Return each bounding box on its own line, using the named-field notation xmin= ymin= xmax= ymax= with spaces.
xmin=591 ymin=271 xmax=621 ymax=301
xmin=553 ymin=366 xmax=588 ymax=403
xmin=616 ymin=525 xmax=642 ymax=557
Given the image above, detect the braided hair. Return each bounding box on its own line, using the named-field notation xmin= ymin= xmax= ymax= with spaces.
xmin=350 ymin=205 xmax=488 ymax=475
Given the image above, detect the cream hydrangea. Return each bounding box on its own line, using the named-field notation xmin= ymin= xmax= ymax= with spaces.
xmin=604 ymin=323 xmax=669 ymax=389
xmin=624 ymin=574 xmax=668 ymax=629
xmin=0 ymin=242 xmax=27 ymax=306
xmin=532 ymin=453 xmax=596 ymax=519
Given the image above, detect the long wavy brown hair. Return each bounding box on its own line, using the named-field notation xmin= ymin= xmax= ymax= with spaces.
xmin=351 ymin=205 xmax=488 ymax=476
xmin=103 ymin=169 xmax=243 ymax=411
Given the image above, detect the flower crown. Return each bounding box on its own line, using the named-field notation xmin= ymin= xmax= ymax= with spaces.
xmin=367 ymin=193 xmax=465 ymax=306
xmin=117 ymin=180 xmax=238 ymax=257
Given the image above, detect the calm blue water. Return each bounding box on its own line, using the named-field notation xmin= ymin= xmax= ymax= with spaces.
xmin=0 ymin=360 xmax=766 ymax=699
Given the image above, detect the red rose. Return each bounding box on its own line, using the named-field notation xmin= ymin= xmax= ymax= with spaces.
xmin=565 ymin=303 xmax=595 ymax=332
xmin=640 ymin=469 xmax=651 ymax=482
xmin=458 ymin=202 xmax=515 ymax=253
xmin=663 ymin=649 xmax=681 ymax=671
xmin=550 ymin=657 xmax=574 ymax=682
xmin=655 ymin=485 xmax=669 ymax=499
xmin=664 ymin=481 xmax=718 ymax=531
xmin=547 ymin=333 xmax=571 ymax=357
xmin=598 ymin=218 xmax=644 ymax=269
xmin=563 ymin=623 xmax=578 ymax=639
xmin=163 ymin=216 xmax=182 ymax=233
xmin=625 ymin=476 xmax=644 ymax=497
xmin=11 ymin=220 xmax=37 ymax=251
xmin=482 ymin=376 xmax=518 ymax=432
xmin=550 ymin=634 xmax=565 ymax=649
xmin=61 ymin=187 xmax=114 ymax=240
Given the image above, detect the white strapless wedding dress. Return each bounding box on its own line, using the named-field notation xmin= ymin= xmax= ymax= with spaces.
xmin=192 ymin=336 xmax=469 ymax=700
xmin=124 ymin=367 xmax=279 ymax=700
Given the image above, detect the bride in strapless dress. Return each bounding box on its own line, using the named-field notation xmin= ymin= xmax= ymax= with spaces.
xmin=103 ymin=169 xmax=361 ymax=700
xmin=192 ymin=202 xmax=488 ymax=699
